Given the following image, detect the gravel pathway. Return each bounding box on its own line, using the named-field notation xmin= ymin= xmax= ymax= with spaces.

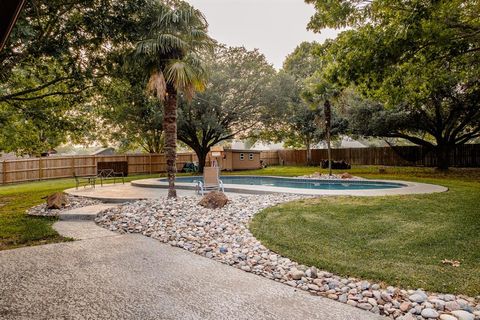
xmin=96 ymin=195 xmax=480 ymax=320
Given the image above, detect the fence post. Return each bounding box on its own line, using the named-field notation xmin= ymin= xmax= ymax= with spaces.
xmin=71 ymin=157 xmax=75 ymax=176
xmin=39 ymin=158 xmax=43 ymax=181
xmin=149 ymin=154 xmax=152 ymax=174
xmin=1 ymin=161 xmax=5 ymax=184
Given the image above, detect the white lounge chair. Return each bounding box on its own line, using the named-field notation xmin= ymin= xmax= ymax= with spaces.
xmin=196 ymin=167 xmax=224 ymax=195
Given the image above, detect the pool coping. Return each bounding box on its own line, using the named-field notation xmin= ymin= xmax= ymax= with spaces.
xmin=130 ymin=176 xmax=448 ymax=197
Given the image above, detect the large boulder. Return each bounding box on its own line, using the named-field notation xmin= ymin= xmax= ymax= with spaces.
xmin=198 ymin=191 xmax=228 ymax=209
xmin=45 ymin=192 xmax=69 ymax=209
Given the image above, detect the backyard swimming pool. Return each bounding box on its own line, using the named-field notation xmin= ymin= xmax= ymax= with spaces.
xmin=125 ymin=175 xmax=446 ymax=196
xmin=170 ymin=176 xmax=406 ymax=190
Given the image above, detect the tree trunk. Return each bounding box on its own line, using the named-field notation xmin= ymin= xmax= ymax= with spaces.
xmin=164 ymin=86 xmax=177 ymax=198
xmin=306 ymin=140 xmax=312 ymax=166
xmin=327 ymin=130 xmax=332 ymax=175
xmin=435 ymin=144 xmax=451 ymax=171
xmin=196 ymin=147 xmax=210 ymax=173
xmin=324 ymin=100 xmax=332 ymax=176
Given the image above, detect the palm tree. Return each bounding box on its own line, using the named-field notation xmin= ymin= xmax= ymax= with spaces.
xmin=133 ymin=1 xmax=213 ymax=198
xmin=304 ymin=76 xmax=339 ymax=176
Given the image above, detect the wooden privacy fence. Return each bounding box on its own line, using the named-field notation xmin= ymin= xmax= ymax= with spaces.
xmin=0 ymin=153 xmax=198 ymax=185
xmin=1 ymin=144 xmax=479 ymax=184
xmin=260 ymin=144 xmax=480 ymax=167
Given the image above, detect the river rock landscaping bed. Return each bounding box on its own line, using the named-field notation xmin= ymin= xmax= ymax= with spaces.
xmin=95 ymin=194 xmax=480 ymax=320
xmin=299 ymin=172 xmax=364 ymax=180
xmin=27 ymin=195 xmax=103 ymax=217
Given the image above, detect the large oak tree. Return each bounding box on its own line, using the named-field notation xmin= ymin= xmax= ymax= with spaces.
xmin=177 ymin=45 xmax=275 ymax=172
xmin=306 ymin=0 xmax=480 ymax=169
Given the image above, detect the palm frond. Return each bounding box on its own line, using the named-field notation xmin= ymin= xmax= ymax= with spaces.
xmin=131 ymin=1 xmax=213 ymax=102
xmin=146 ymin=70 xmax=167 ymax=101
xmin=164 ymin=58 xmax=208 ymax=101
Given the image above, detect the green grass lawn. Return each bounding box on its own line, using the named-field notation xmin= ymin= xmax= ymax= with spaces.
xmin=0 ymin=174 xmax=159 ymax=251
xmin=249 ymin=166 xmax=480 ymax=296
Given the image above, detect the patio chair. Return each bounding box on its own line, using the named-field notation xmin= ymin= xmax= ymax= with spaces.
xmin=73 ymin=172 xmax=96 ymax=189
xmin=196 ymin=167 xmax=224 ymax=195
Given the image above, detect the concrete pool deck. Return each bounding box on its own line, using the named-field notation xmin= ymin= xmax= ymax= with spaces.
xmin=65 ymin=184 xmax=250 ymax=202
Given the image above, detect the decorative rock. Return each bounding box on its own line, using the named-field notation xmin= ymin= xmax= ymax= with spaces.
xmin=312 ymin=279 xmax=323 ymax=286
xmin=414 ymin=305 xmax=423 ymax=314
xmin=444 ymin=294 xmax=456 ymax=301
xmin=290 ymin=269 xmax=305 ymax=280
xmin=305 ymin=267 xmax=317 ymax=278
xmin=381 ymin=292 xmax=393 ymax=302
xmin=327 ymin=293 xmax=338 ymax=300
xmin=439 ymin=315 xmax=458 ymax=320
xmin=421 ymin=308 xmax=439 ymax=318
xmin=397 ymin=314 xmax=416 ymax=320
xmin=45 ymin=192 xmax=69 ymax=209
xmin=430 ymin=299 xmax=446 ymax=311
xmin=371 ymin=284 xmax=380 ymax=290
xmin=451 ymin=310 xmax=475 ymax=320
xmin=347 ymin=300 xmax=357 ymax=307
xmin=219 ymin=246 xmax=228 ymax=254
xmin=446 ymin=301 xmax=461 ymax=311
xmin=410 ymin=292 xmax=428 ymax=303
xmin=198 ymin=191 xmax=229 ymax=209
xmin=400 ymin=302 xmax=412 ymax=312
xmin=307 ymin=284 xmax=320 ymax=291
xmin=357 ymin=303 xmax=372 ymax=311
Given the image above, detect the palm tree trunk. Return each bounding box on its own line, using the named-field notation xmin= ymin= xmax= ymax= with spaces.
xmin=306 ymin=139 xmax=312 ymax=166
xmin=327 ymin=128 xmax=332 ymax=176
xmin=164 ymin=86 xmax=177 ymax=198
xmin=324 ymin=100 xmax=332 ymax=176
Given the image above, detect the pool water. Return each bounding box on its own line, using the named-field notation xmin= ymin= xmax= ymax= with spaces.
xmin=171 ymin=176 xmax=406 ymax=190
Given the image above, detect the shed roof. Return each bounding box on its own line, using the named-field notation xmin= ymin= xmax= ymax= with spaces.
xmin=226 ymin=149 xmax=262 ymax=153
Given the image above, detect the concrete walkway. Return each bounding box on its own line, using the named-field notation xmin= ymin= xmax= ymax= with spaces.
xmin=0 ymin=206 xmax=383 ymax=320
xmin=59 ymin=204 xmax=118 ymax=220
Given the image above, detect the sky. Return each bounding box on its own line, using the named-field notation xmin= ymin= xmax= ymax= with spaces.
xmin=187 ymin=0 xmax=340 ymax=69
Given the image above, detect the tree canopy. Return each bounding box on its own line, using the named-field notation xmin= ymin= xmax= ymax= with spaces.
xmin=258 ymin=41 xmax=347 ymax=164
xmin=0 ymin=0 xmax=151 ymax=154
xmin=306 ymin=0 xmax=480 ymax=168
xmin=178 ymin=45 xmax=276 ymax=172
xmin=98 ymin=66 xmax=164 ymax=154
